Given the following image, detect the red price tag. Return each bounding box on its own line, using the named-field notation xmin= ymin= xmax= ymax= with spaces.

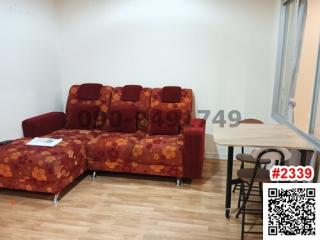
xmin=270 ymin=166 xmax=314 ymax=181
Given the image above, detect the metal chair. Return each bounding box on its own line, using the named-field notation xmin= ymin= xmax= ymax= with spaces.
xmin=236 ymin=147 xmax=291 ymax=240
xmin=233 ymin=119 xmax=264 ymax=202
xmin=235 ymin=153 xmax=271 ymax=208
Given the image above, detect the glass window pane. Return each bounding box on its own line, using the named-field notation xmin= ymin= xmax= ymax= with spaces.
xmin=278 ymin=1 xmax=297 ymax=117
xmin=314 ymin=102 xmax=320 ymax=137
xmin=310 ymin=47 xmax=320 ymax=138
xmin=293 ymin=0 xmax=320 ymax=132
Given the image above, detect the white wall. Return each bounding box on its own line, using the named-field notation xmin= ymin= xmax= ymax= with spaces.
xmin=56 ymin=0 xmax=280 ymax=158
xmin=0 ymin=0 xmax=62 ymax=141
xmin=0 ymin=0 xmax=280 ymax=158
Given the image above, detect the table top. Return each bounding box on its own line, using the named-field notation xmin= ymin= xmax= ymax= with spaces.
xmin=213 ymin=123 xmax=314 ymax=150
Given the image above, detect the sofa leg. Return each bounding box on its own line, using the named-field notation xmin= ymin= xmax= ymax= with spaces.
xmin=53 ymin=193 xmax=60 ymax=204
xmin=92 ymin=171 xmax=97 ymax=181
xmin=176 ymin=178 xmax=182 ymax=186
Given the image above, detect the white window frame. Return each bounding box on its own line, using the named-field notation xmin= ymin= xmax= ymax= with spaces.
xmin=272 ymin=0 xmax=320 ymax=150
xmin=309 ymin=45 xmax=320 ymax=137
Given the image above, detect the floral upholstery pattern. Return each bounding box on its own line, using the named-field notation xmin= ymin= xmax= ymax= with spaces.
xmin=88 ymin=160 xmax=131 ymax=173
xmin=87 ymin=133 xmax=184 ymax=177
xmin=0 ymin=84 xmax=204 ymax=198
xmin=87 ymin=131 xmax=145 ymax=168
xmin=46 ymin=128 xmax=103 ymax=168
xmin=132 ymin=135 xmax=183 ymax=166
xmin=150 ymin=88 xmax=193 ymax=129
xmin=66 ymin=85 xmax=113 ymax=129
xmin=130 ymin=162 xmax=183 ymax=177
xmin=111 ymin=87 xmax=152 ymax=131
xmin=46 ymin=129 xmax=102 ymax=143
xmin=88 ymin=161 xmax=182 ymax=177
xmin=0 ymin=138 xmax=87 ymax=194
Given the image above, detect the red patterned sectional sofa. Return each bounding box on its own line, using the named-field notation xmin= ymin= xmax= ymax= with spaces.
xmin=0 ymin=84 xmax=205 ymax=202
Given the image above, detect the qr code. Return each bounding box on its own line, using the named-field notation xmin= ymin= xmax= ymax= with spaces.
xmin=263 ymin=183 xmax=320 ymax=240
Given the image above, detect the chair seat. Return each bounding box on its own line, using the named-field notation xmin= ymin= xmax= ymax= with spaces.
xmin=237 ymin=168 xmax=270 ymax=183
xmin=236 ymin=153 xmax=271 ymax=164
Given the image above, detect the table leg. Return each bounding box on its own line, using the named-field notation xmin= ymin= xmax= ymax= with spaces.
xmin=300 ymin=150 xmax=307 ymax=166
xmin=225 ymin=146 xmax=234 ymax=218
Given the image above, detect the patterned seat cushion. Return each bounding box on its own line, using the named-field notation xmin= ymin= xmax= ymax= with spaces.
xmin=0 ymin=138 xmax=87 ymax=193
xmin=46 ymin=129 xmax=102 ymax=144
xmin=131 ymin=135 xmax=183 ymax=166
xmin=87 ymin=131 xmax=146 ymax=166
xmin=46 ymin=128 xmax=103 ymax=165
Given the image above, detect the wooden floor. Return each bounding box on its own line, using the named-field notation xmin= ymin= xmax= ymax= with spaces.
xmin=0 ymin=159 xmax=262 ymax=240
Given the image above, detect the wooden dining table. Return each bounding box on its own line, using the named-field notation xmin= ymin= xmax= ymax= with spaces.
xmin=213 ymin=123 xmax=314 ymax=218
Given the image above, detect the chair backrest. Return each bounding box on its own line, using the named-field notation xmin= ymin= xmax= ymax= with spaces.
xmin=110 ymin=86 xmax=152 ymax=131
xmin=239 ymin=119 xmax=264 ymax=153
xmin=66 ymin=84 xmax=113 ymax=129
xmin=252 ymin=147 xmax=292 ymax=167
xmin=239 ymin=118 xmax=264 ymax=124
xmin=150 ymin=87 xmax=193 ymax=132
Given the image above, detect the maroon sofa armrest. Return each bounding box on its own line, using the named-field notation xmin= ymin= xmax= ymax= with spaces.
xmin=22 ymin=112 xmax=66 ymax=137
xmin=182 ymin=118 xmax=206 ymax=179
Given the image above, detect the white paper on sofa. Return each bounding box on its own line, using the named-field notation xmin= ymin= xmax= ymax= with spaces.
xmin=26 ymin=137 xmax=62 ymax=147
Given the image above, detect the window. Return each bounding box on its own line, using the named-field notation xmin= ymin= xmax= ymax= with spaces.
xmin=277 ymin=0 xmax=300 ymax=118
xmin=310 ymin=49 xmax=320 ymax=138
xmin=273 ymin=0 xmax=320 ymax=148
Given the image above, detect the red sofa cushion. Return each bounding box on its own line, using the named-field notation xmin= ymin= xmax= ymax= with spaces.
xmin=47 ymin=129 xmax=102 ymax=143
xmin=161 ymin=86 xmax=182 ymax=103
xmin=77 ymin=83 xmax=103 ymax=100
xmin=87 ymin=132 xmax=143 ymax=164
xmin=111 ymin=87 xmax=152 ymax=132
xmin=131 ymin=135 xmax=183 ymax=166
xmin=65 ymin=104 xmax=100 ymax=130
xmin=151 ymin=88 xmax=192 ymax=129
xmin=66 ymin=85 xmax=113 ymax=129
xmin=148 ymin=109 xmax=181 ymax=135
xmin=121 ymin=85 xmax=143 ymax=102
xmin=106 ymin=106 xmax=137 ymax=133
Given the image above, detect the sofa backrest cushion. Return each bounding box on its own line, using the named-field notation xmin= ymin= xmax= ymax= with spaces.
xmin=121 ymin=85 xmax=143 ymax=102
xmin=161 ymin=86 xmax=182 ymax=103
xmin=65 ymin=104 xmax=100 ymax=130
xmin=66 ymin=84 xmax=113 ymax=129
xmin=78 ymin=83 xmax=103 ymax=100
xmin=105 ymin=105 xmax=137 ymax=133
xmin=148 ymin=108 xmax=181 ymax=135
xmin=150 ymin=88 xmax=192 ymax=133
xmin=111 ymin=87 xmax=152 ymax=132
